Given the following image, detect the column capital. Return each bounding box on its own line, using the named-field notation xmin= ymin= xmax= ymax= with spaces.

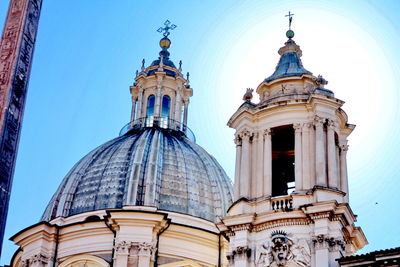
xmin=327 ymin=119 xmax=336 ymax=129
xmin=293 ymin=123 xmax=302 ymax=132
xmin=314 ymin=115 xmax=325 ymax=127
xmin=138 ymin=242 xmax=156 ymax=256
xmin=302 ymin=122 xmax=312 ymax=131
xmin=29 ymin=253 xmax=49 ymax=265
xmin=115 ymin=240 xmax=131 ymax=255
xmin=340 ymin=144 xmax=349 ymax=152
xmin=234 ymin=135 xmax=242 ymax=146
xmin=263 ymin=128 xmax=272 ymax=136
xmin=239 ymin=129 xmax=252 ymax=141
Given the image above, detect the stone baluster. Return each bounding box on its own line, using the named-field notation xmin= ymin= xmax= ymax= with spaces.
xmin=294 ymin=123 xmax=303 ymax=191
xmin=340 ymin=144 xmax=349 ymax=202
xmin=263 ymin=129 xmax=272 ymax=196
xmin=314 ymin=116 xmax=327 ymax=186
xmin=239 ymin=130 xmax=252 ymax=198
xmin=327 ymin=120 xmax=338 ymax=189
xmin=302 ymin=123 xmax=311 ymax=190
xmin=234 ymin=135 xmax=242 ymax=200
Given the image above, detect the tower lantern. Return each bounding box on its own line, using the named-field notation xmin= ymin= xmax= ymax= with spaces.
xmin=127 ymin=20 xmax=193 ymax=137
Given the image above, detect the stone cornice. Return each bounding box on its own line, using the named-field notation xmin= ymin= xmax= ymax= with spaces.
xmin=254 ymin=218 xmax=312 ymax=232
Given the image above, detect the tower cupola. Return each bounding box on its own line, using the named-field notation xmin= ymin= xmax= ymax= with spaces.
xmin=124 ymin=20 xmax=194 ymax=140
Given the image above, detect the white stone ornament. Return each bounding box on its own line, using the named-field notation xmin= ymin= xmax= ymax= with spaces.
xmin=257 ymin=231 xmax=311 ymax=267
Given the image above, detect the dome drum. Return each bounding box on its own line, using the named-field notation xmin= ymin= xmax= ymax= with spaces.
xmin=119 ymin=116 xmax=196 ymax=142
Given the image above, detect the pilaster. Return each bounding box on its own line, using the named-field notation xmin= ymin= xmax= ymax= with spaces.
xmin=234 ymin=135 xmax=242 ymax=200
xmin=314 ymin=116 xmax=327 ymax=187
xmin=340 ymin=144 xmax=349 ymax=202
xmin=327 ymin=120 xmax=338 ymax=189
xmin=263 ymin=129 xmax=272 ymax=197
xmin=239 ymin=130 xmax=252 ymax=198
xmin=302 ymin=122 xmax=312 ymax=190
xmin=294 ymin=123 xmax=303 ymax=191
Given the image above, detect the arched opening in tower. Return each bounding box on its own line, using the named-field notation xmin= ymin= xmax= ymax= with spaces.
xmin=271 ymin=125 xmax=295 ymax=197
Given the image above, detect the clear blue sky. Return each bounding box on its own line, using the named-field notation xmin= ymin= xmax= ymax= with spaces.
xmin=1 ymin=0 xmax=400 ymax=263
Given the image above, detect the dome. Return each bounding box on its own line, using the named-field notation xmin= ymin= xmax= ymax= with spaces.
xmin=41 ymin=127 xmax=234 ymax=222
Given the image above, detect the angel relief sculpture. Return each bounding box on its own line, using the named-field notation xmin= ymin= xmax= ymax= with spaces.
xmin=256 ymin=231 xmax=311 ymax=267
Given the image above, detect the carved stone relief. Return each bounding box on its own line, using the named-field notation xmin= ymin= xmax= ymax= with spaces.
xmin=256 ymin=231 xmax=311 ymax=267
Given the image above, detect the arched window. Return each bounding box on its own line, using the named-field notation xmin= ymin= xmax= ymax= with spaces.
xmin=161 ymin=95 xmax=171 ymax=118
xmin=146 ymin=95 xmax=155 ymax=127
xmin=146 ymin=95 xmax=155 ymax=117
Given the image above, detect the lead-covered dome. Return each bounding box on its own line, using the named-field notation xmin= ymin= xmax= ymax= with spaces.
xmin=42 ymin=127 xmax=234 ymax=222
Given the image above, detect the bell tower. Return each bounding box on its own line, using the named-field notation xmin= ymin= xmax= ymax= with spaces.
xmin=219 ymin=15 xmax=367 ymax=267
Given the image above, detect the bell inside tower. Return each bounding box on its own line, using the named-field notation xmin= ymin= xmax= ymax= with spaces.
xmin=271 ymin=125 xmax=295 ymax=196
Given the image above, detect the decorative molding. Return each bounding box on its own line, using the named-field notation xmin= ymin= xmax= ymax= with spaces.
xmin=234 ymin=135 xmax=242 ymax=146
xmin=263 ymin=128 xmax=271 ymax=137
xmin=293 ymin=123 xmax=302 ymax=132
xmin=312 ymin=234 xmax=345 ymax=251
xmin=239 ymin=129 xmax=252 ymax=141
xmin=115 ymin=240 xmax=131 ymax=254
xmin=29 ymin=253 xmax=49 ymax=265
xmin=227 ymin=246 xmax=251 ymax=262
xmin=138 ymin=242 xmax=156 ymax=257
xmin=255 ymin=218 xmax=311 ymax=232
xmin=230 ymin=223 xmax=252 ymax=232
xmin=340 ymin=144 xmax=349 ymax=152
xmin=313 ymin=116 xmax=325 ymax=127
xmin=327 ymin=119 xmax=336 ymax=128
xmin=309 ymin=211 xmax=332 ymax=221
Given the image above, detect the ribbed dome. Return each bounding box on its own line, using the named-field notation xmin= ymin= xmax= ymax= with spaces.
xmin=41 ymin=128 xmax=234 ymax=222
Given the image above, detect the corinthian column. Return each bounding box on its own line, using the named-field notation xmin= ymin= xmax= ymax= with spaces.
xmin=239 ymin=130 xmax=252 ymax=198
xmin=294 ymin=123 xmax=303 ymax=191
xmin=327 ymin=120 xmax=338 ymax=189
xmin=263 ymin=129 xmax=272 ymax=196
xmin=302 ymin=123 xmax=311 ymax=190
xmin=340 ymin=144 xmax=349 ymax=202
xmin=234 ymin=135 xmax=242 ymax=200
xmin=314 ymin=116 xmax=327 ymax=186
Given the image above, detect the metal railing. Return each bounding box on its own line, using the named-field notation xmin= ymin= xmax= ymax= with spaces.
xmin=119 ymin=116 xmax=196 ymax=142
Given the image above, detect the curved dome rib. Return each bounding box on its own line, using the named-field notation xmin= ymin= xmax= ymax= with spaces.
xmin=41 ymin=128 xmax=233 ymax=222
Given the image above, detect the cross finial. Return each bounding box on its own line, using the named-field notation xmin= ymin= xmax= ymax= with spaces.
xmin=157 ymin=20 xmax=177 ymax=37
xmin=285 ymin=11 xmax=294 ymax=30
